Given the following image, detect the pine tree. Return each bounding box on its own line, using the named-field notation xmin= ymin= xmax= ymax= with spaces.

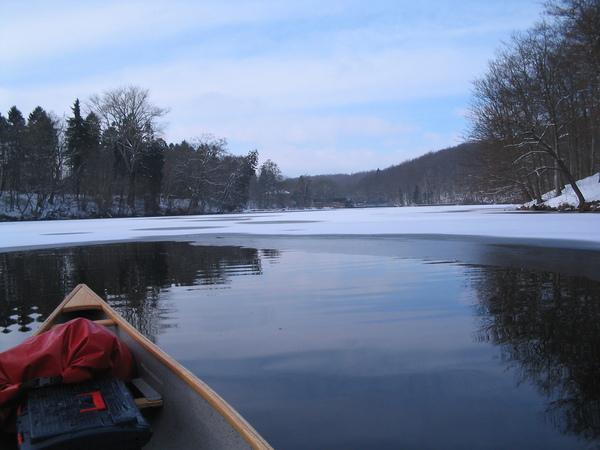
xmin=65 ymin=99 xmax=88 ymax=199
xmin=6 ymin=107 xmax=26 ymax=208
xmin=84 ymin=112 xmax=101 ymax=147
xmin=26 ymin=107 xmax=59 ymax=210
xmin=139 ymin=139 xmax=165 ymax=215
xmin=0 ymin=113 xmax=8 ymax=193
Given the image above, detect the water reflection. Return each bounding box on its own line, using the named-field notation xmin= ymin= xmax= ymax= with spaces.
xmin=1 ymin=239 xmax=600 ymax=449
xmin=0 ymin=242 xmax=264 ymax=340
xmin=0 ymin=250 xmax=70 ymax=333
xmin=473 ymin=267 xmax=600 ymax=444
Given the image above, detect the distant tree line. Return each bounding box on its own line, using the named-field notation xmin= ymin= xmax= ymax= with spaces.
xmin=470 ymin=0 xmax=600 ymax=209
xmin=252 ymin=143 xmax=518 ymax=209
xmin=4 ymin=90 xmax=500 ymax=216
xmin=0 ymin=86 xmax=264 ymax=219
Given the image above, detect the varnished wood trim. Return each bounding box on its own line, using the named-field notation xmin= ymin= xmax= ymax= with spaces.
xmin=35 ymin=284 xmax=89 ymax=335
xmin=134 ymin=397 xmax=164 ymax=409
xmin=62 ymin=304 xmax=103 ymax=313
xmin=38 ymin=284 xmax=273 ymax=450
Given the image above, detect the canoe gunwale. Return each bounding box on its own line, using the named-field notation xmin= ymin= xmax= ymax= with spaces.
xmin=36 ymin=284 xmax=273 ymax=450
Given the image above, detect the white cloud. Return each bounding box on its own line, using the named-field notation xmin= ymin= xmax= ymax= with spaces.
xmin=0 ymin=43 xmax=496 ymax=175
xmin=0 ymin=0 xmax=355 ymax=65
xmin=1 ymin=0 xmax=543 ymax=175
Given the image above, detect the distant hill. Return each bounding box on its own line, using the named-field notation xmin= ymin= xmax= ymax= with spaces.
xmin=277 ymin=142 xmax=523 ymax=208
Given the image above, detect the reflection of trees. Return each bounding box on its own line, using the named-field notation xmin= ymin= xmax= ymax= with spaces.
xmin=0 ymin=242 xmax=266 ymax=340
xmin=473 ymin=267 xmax=600 ymax=443
xmin=260 ymin=248 xmax=281 ymax=261
xmin=0 ymin=251 xmax=70 ymax=333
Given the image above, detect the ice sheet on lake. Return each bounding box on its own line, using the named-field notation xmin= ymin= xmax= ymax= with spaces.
xmin=1 ymin=204 xmax=599 ymax=251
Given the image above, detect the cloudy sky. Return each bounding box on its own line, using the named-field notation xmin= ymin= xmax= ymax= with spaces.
xmin=1 ymin=0 xmax=543 ymax=176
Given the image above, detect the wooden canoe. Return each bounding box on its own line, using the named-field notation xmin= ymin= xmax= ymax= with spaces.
xmin=31 ymin=283 xmax=273 ymax=450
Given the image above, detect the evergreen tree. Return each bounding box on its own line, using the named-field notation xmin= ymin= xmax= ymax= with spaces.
xmin=65 ymin=99 xmax=88 ymax=198
xmin=0 ymin=113 xmax=8 ymax=193
xmin=84 ymin=112 xmax=101 ymax=147
xmin=139 ymin=139 xmax=166 ymax=215
xmin=25 ymin=107 xmax=59 ymax=209
xmin=79 ymin=112 xmax=103 ymax=210
xmin=6 ymin=107 xmax=26 ymax=207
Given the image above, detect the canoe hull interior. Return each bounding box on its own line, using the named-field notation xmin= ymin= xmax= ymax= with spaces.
xmin=117 ymin=328 xmax=252 ymax=450
xmin=17 ymin=284 xmax=272 ymax=450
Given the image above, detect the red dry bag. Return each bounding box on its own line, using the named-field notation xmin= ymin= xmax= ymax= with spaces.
xmin=0 ymin=318 xmax=134 ymax=427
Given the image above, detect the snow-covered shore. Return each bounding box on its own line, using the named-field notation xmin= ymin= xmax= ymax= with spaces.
xmin=1 ymin=204 xmax=600 ymax=251
xmin=525 ymin=172 xmax=600 ymax=209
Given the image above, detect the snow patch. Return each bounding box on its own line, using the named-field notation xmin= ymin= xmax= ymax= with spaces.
xmin=525 ymin=173 xmax=600 ymax=208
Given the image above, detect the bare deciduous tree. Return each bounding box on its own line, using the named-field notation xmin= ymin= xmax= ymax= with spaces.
xmin=89 ymin=86 xmax=167 ymax=211
xmin=469 ymin=8 xmax=600 ymax=209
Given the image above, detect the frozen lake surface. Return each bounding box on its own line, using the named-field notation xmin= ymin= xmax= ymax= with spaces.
xmin=2 ymin=205 xmax=600 ymax=251
xmin=2 ymin=235 xmax=600 ymax=449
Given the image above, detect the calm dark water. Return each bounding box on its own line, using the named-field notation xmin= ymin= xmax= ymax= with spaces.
xmin=1 ymin=236 xmax=600 ymax=450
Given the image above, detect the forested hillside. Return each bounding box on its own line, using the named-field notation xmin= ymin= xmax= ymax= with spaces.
xmin=261 ymin=143 xmax=521 ymax=209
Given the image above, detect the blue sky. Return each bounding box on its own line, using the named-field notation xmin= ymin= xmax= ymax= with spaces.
xmin=0 ymin=0 xmax=543 ymax=176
